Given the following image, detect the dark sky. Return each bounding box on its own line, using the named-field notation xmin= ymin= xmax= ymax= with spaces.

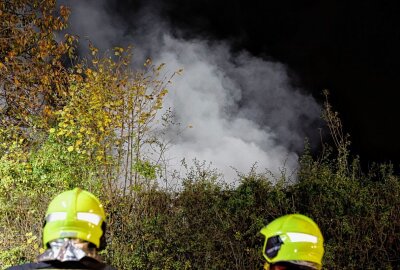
xmin=104 ymin=0 xmax=400 ymax=169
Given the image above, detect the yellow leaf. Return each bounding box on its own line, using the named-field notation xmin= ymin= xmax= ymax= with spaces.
xmin=14 ymin=77 xmax=21 ymax=86
xmin=157 ymin=63 xmax=165 ymax=71
xmin=0 ymin=62 xmax=7 ymax=71
xmin=160 ymin=89 xmax=168 ymax=96
xmin=67 ymin=146 xmax=74 ymax=152
xmin=144 ymin=58 xmax=152 ymax=67
xmin=49 ymin=128 xmax=55 ymax=133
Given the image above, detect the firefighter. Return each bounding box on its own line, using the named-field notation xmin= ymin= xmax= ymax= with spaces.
xmin=7 ymin=188 xmax=116 ymax=270
xmin=260 ymin=214 xmax=324 ymax=270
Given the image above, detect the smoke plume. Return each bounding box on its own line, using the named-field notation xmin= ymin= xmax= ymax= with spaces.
xmin=60 ymin=0 xmax=322 ymax=182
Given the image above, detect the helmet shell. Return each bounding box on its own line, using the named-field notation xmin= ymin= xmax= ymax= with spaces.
xmin=260 ymin=214 xmax=324 ymax=268
xmin=43 ymin=188 xmax=106 ymax=248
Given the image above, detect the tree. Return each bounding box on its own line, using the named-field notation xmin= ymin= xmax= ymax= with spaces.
xmin=0 ymin=1 xmax=174 ymax=267
xmin=0 ymin=0 xmax=73 ymax=131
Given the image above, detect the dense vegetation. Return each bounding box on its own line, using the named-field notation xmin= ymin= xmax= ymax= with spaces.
xmin=1 ymin=1 xmax=399 ymax=269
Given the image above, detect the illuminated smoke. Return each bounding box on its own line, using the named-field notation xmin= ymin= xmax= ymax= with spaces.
xmin=60 ymin=0 xmax=321 ymax=183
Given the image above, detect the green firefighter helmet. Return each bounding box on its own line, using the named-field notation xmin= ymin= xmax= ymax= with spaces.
xmin=260 ymin=214 xmax=324 ymax=269
xmin=43 ymin=188 xmax=106 ymax=249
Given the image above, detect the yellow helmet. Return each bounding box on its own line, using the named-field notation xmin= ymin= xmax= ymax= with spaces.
xmin=43 ymin=188 xmax=106 ymax=249
xmin=260 ymin=214 xmax=324 ymax=269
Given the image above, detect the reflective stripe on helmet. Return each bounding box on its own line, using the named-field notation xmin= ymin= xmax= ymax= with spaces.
xmin=46 ymin=212 xmax=102 ymax=225
xmin=46 ymin=212 xmax=67 ymax=222
xmin=77 ymin=212 xmax=102 ymax=225
xmin=286 ymin=232 xmax=318 ymax=243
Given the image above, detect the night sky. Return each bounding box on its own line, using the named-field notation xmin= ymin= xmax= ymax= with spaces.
xmin=100 ymin=0 xmax=400 ymax=170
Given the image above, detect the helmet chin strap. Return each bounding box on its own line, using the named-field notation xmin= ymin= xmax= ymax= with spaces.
xmin=37 ymin=238 xmax=103 ymax=263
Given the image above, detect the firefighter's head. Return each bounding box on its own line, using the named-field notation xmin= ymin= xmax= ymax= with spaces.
xmin=42 ymin=188 xmax=106 ymax=250
xmin=260 ymin=214 xmax=324 ymax=270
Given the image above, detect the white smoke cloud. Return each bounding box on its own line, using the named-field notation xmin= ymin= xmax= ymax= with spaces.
xmin=151 ymin=36 xmax=304 ymax=181
xmin=60 ymin=0 xmax=321 ymax=183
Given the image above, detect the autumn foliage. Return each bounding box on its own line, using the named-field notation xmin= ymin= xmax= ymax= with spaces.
xmin=1 ymin=0 xmax=173 ymax=266
xmin=1 ymin=1 xmax=399 ymax=270
xmin=0 ymin=0 xmax=73 ymax=128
